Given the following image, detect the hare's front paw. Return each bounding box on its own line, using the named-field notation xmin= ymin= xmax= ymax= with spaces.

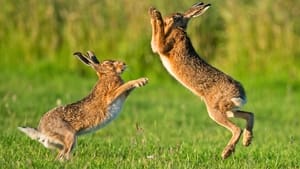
xmin=134 ymin=78 xmax=148 ymax=87
xmin=149 ymin=7 xmax=161 ymax=18
xmin=148 ymin=7 xmax=156 ymax=15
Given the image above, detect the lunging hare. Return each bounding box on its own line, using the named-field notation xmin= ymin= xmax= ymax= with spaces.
xmin=18 ymin=51 xmax=148 ymax=160
xmin=149 ymin=2 xmax=254 ymax=159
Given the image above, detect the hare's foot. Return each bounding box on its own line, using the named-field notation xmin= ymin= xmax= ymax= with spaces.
xmin=56 ymin=151 xmax=65 ymax=161
xmin=221 ymin=144 xmax=235 ymax=159
xmin=56 ymin=151 xmax=71 ymax=161
xmin=134 ymin=78 xmax=148 ymax=87
xmin=242 ymin=129 xmax=253 ymax=146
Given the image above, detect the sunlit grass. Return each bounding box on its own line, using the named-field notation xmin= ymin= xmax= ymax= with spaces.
xmin=0 ymin=0 xmax=299 ymax=80
xmin=1 ymin=68 xmax=299 ymax=168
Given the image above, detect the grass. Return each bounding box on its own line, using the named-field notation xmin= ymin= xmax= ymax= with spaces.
xmin=1 ymin=0 xmax=299 ymax=168
xmin=0 ymin=65 xmax=299 ymax=169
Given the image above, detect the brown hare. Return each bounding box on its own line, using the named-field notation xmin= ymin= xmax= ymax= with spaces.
xmin=149 ymin=2 xmax=254 ymax=159
xmin=18 ymin=51 xmax=148 ymax=160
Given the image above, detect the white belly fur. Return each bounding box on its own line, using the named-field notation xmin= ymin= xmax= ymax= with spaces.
xmin=105 ymin=97 xmax=125 ymax=125
xmin=78 ymin=97 xmax=125 ymax=135
xmin=160 ymin=56 xmax=199 ymax=96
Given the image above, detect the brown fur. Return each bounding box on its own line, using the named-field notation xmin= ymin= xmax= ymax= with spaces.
xmin=18 ymin=51 xmax=148 ymax=160
xmin=149 ymin=2 xmax=254 ymax=159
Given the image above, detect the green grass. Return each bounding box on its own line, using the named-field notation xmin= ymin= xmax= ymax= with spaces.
xmin=1 ymin=66 xmax=299 ymax=169
xmin=1 ymin=0 xmax=300 ymax=168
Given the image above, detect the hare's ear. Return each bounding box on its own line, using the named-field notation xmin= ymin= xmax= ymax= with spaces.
xmin=73 ymin=52 xmax=92 ymax=66
xmin=73 ymin=51 xmax=100 ymax=68
xmin=184 ymin=2 xmax=211 ymax=18
xmin=86 ymin=51 xmax=100 ymax=64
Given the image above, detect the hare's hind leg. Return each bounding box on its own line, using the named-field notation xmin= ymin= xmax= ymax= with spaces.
xmin=56 ymin=131 xmax=76 ymax=161
xmin=57 ymin=132 xmax=76 ymax=161
xmin=207 ymin=107 xmax=242 ymax=159
xmin=226 ymin=110 xmax=254 ymax=146
xmin=46 ymin=122 xmax=76 ymax=161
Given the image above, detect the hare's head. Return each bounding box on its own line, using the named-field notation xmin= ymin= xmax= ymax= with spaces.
xmin=73 ymin=51 xmax=126 ymax=77
xmin=163 ymin=2 xmax=210 ymax=31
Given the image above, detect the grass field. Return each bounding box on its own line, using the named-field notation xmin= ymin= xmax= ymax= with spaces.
xmin=1 ymin=1 xmax=300 ymax=168
xmin=0 ymin=65 xmax=299 ymax=169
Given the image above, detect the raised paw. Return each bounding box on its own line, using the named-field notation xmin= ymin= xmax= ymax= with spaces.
xmin=134 ymin=78 xmax=148 ymax=87
xmin=149 ymin=7 xmax=162 ymax=19
xmin=242 ymin=129 xmax=253 ymax=146
xmin=221 ymin=145 xmax=235 ymax=159
xmin=149 ymin=7 xmax=156 ymax=14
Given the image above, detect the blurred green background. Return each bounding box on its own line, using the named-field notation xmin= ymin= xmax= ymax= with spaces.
xmin=1 ymin=0 xmax=299 ymax=82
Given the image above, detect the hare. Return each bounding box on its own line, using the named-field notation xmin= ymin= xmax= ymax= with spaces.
xmin=149 ymin=2 xmax=254 ymax=159
xmin=18 ymin=51 xmax=148 ymax=160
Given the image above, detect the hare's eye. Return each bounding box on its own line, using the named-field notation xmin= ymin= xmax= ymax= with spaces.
xmin=173 ymin=15 xmax=180 ymax=22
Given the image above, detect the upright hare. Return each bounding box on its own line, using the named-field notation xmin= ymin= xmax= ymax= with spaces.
xmin=18 ymin=51 xmax=148 ymax=160
xmin=149 ymin=2 xmax=254 ymax=159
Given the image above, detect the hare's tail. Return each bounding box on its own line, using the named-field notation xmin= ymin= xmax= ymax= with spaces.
xmin=18 ymin=127 xmax=42 ymax=140
xmin=18 ymin=127 xmax=61 ymax=149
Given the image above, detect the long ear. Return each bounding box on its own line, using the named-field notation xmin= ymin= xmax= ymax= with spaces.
xmin=184 ymin=2 xmax=211 ymax=18
xmin=86 ymin=51 xmax=100 ymax=64
xmin=73 ymin=52 xmax=92 ymax=66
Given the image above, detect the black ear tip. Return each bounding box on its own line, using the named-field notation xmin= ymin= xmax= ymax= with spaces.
xmin=73 ymin=52 xmax=82 ymax=56
xmin=73 ymin=51 xmax=91 ymax=65
xmin=192 ymin=2 xmax=203 ymax=7
xmin=192 ymin=2 xmax=211 ymax=8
